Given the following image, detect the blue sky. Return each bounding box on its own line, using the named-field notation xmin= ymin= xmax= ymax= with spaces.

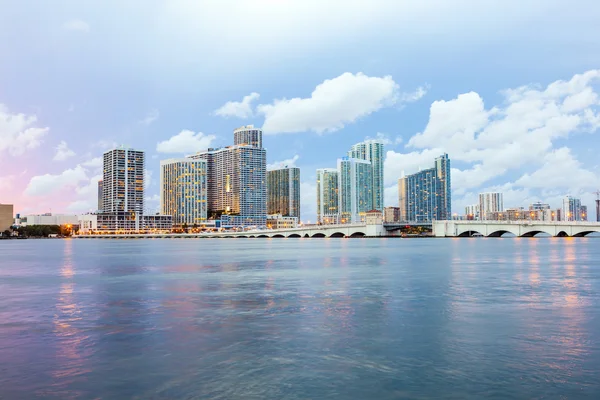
xmin=1 ymin=0 xmax=600 ymax=221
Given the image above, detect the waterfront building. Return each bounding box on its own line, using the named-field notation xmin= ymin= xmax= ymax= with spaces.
xmin=160 ymin=158 xmax=207 ymax=227
xmin=338 ymin=157 xmax=373 ymax=224
xmin=562 ymin=196 xmax=582 ymax=221
xmin=266 ymin=214 xmax=299 ymax=229
xmin=190 ymin=127 xmax=267 ymax=227
xmin=365 ymin=209 xmax=383 ymax=225
xmin=479 ymin=192 xmax=503 ymax=220
xmin=267 ymin=167 xmax=300 ymax=219
xmin=383 ymin=206 xmax=401 ymax=223
xmin=21 ymin=213 xmax=79 ymax=226
xmin=529 ymin=202 xmax=550 ymax=211
xmin=0 ymin=204 xmax=13 ymax=231
xmin=102 ymin=147 xmax=145 ymax=214
xmin=234 ymin=125 xmax=262 ymax=148
xmin=94 ymin=213 xmax=173 ymax=233
xmin=398 ymin=154 xmax=451 ymax=222
xmin=316 ymin=168 xmax=340 ymax=224
xmin=348 ymin=139 xmax=385 ymax=211
xmin=97 ymin=180 xmax=103 ymax=212
xmin=465 ymin=204 xmax=479 ymax=220
xmin=581 ymin=205 xmax=588 ymax=221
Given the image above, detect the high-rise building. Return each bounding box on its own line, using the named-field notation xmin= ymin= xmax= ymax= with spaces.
xmin=267 ymin=167 xmax=300 ymax=219
xmin=348 ymin=139 xmax=384 ymax=211
xmin=465 ymin=204 xmax=479 ymax=220
xmin=190 ymin=127 xmax=267 ymax=227
xmin=479 ymin=192 xmax=503 ymax=220
xmin=234 ymin=125 xmax=262 ymax=148
xmin=398 ymin=154 xmax=452 ymax=222
xmin=580 ymin=205 xmax=588 ymax=221
xmin=160 ymin=158 xmax=208 ymax=226
xmin=338 ymin=157 xmax=373 ymax=224
xmin=102 ymin=147 xmax=145 ymax=213
xmin=562 ymin=196 xmax=582 ymax=221
xmin=97 ymin=180 xmax=103 ymax=212
xmin=317 ymin=168 xmax=340 ymax=224
xmin=0 ymin=204 xmax=13 ymax=231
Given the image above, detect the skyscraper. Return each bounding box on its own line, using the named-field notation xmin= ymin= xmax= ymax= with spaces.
xmin=338 ymin=157 xmax=373 ymax=223
xmin=562 ymin=196 xmax=582 ymax=221
xmin=102 ymin=147 xmax=145 ymax=213
xmin=190 ymin=127 xmax=267 ymax=227
xmin=160 ymin=158 xmax=207 ymax=226
xmin=479 ymin=192 xmax=503 ymax=220
xmin=234 ymin=125 xmax=262 ymax=148
xmin=348 ymin=139 xmax=384 ymax=211
xmin=97 ymin=180 xmax=103 ymax=212
xmin=267 ymin=167 xmax=300 ymax=219
xmin=580 ymin=205 xmax=588 ymax=221
xmin=317 ymin=168 xmax=340 ymax=224
xmin=398 ymin=154 xmax=452 ymax=222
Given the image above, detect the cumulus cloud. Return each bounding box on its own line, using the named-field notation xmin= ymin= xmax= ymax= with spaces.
xmin=257 ymin=72 xmax=399 ymax=134
xmin=366 ymin=132 xmax=403 ymax=146
xmin=139 ymin=109 xmax=159 ymax=125
xmin=24 ymin=165 xmax=88 ymax=196
xmin=156 ymin=130 xmax=216 ymax=154
xmin=399 ymin=85 xmax=429 ymax=103
xmin=81 ymin=157 xmax=103 ymax=169
xmin=0 ymin=104 xmax=49 ymax=156
xmin=214 ymin=92 xmax=260 ymax=118
xmin=53 ymin=141 xmax=76 ymax=161
xmin=63 ymin=19 xmax=90 ymax=32
xmin=267 ymin=155 xmax=299 ymax=170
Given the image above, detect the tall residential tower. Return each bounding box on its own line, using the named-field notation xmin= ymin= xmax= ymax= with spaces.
xmin=338 ymin=157 xmax=373 ymax=223
xmin=160 ymin=158 xmax=208 ymax=226
xmin=348 ymin=139 xmax=384 ymax=211
xmin=102 ymin=147 xmax=145 ymax=213
xmin=267 ymin=167 xmax=300 ymax=219
xmin=316 ymin=168 xmax=340 ymax=224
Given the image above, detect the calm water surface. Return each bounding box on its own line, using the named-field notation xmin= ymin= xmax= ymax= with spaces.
xmin=1 ymin=238 xmax=600 ymax=399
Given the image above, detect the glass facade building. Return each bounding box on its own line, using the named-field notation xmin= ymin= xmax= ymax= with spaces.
xmin=316 ymin=168 xmax=340 ymax=224
xmin=562 ymin=196 xmax=582 ymax=221
xmin=160 ymin=158 xmax=208 ymax=226
xmin=267 ymin=167 xmax=300 ymax=219
xmin=348 ymin=140 xmax=384 ymax=211
xmin=102 ymin=148 xmax=145 ymax=214
xmin=398 ymin=154 xmax=451 ymax=222
xmin=338 ymin=157 xmax=373 ymax=224
xmin=479 ymin=192 xmax=503 ymax=220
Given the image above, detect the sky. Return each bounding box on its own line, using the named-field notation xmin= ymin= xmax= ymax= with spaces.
xmin=1 ymin=0 xmax=600 ymax=222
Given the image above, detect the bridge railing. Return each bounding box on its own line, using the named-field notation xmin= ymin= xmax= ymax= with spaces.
xmin=439 ymin=220 xmax=600 ymax=226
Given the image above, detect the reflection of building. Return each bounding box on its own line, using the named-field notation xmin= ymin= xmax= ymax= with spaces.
xmin=160 ymin=158 xmax=207 ymax=226
xmin=348 ymin=139 xmax=384 ymax=211
xmin=338 ymin=157 xmax=372 ymax=223
xmin=383 ymin=206 xmax=400 ymax=223
xmin=317 ymin=168 xmax=340 ymax=224
xmin=97 ymin=180 xmax=103 ymax=212
xmin=190 ymin=128 xmax=267 ymax=227
xmin=0 ymin=204 xmax=13 ymax=231
xmin=562 ymin=196 xmax=582 ymax=221
xmin=266 ymin=214 xmax=299 ymax=229
xmin=479 ymin=192 xmax=503 ymax=220
xmin=267 ymin=167 xmax=300 ymax=219
xmin=398 ymin=154 xmax=451 ymax=222
xmin=102 ymin=147 xmax=145 ymax=213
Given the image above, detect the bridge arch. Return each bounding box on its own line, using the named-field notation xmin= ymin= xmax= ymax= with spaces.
xmin=272 ymin=234 xmax=285 ymax=238
xmin=329 ymin=232 xmax=345 ymax=238
xmin=257 ymin=234 xmax=269 ymax=238
xmin=304 ymin=234 xmax=310 ymax=238
xmin=573 ymin=231 xmax=598 ymax=237
xmin=349 ymin=232 xmax=366 ymax=238
xmin=288 ymin=233 xmax=301 ymax=238
xmin=457 ymin=230 xmax=483 ymax=238
xmin=312 ymin=233 xmax=326 ymax=238
xmin=556 ymin=231 xmax=569 ymax=237
xmin=520 ymin=230 xmax=553 ymax=238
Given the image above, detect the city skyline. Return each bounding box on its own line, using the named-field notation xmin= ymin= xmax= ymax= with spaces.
xmin=1 ymin=1 xmax=600 ymax=221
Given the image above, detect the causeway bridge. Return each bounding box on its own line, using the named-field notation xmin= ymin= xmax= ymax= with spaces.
xmin=433 ymin=220 xmax=600 ymax=237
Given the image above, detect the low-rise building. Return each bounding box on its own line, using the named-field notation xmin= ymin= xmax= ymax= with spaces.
xmin=22 ymin=213 xmax=79 ymax=226
xmin=366 ymin=209 xmax=383 ymax=225
xmin=266 ymin=214 xmax=299 ymax=229
xmin=383 ymin=207 xmax=400 ymax=223
xmin=88 ymin=212 xmax=173 ymax=233
xmin=0 ymin=204 xmax=13 ymax=231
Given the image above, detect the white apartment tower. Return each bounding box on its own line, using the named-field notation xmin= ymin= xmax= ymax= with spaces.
xmin=234 ymin=125 xmax=262 ymax=148
xmin=479 ymin=192 xmax=503 ymax=220
xmin=102 ymin=147 xmax=145 ymax=213
xmin=348 ymin=139 xmax=384 ymax=211
xmin=160 ymin=158 xmax=208 ymax=226
xmin=317 ymin=168 xmax=340 ymax=224
xmin=562 ymin=196 xmax=582 ymax=221
xmin=338 ymin=157 xmax=373 ymax=224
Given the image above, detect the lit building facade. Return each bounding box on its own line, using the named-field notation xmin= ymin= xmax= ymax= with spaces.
xmin=580 ymin=205 xmax=588 ymax=221
xmin=338 ymin=157 xmax=373 ymax=223
xmin=102 ymin=147 xmax=145 ymax=213
xmin=160 ymin=158 xmax=207 ymax=226
xmin=97 ymin=180 xmax=103 ymax=212
xmin=234 ymin=125 xmax=262 ymax=148
xmin=317 ymin=168 xmax=340 ymax=224
xmin=562 ymin=196 xmax=582 ymax=221
xmin=267 ymin=167 xmax=300 ymax=219
xmin=383 ymin=206 xmax=401 ymax=223
xmin=348 ymin=139 xmax=384 ymax=211
xmin=479 ymin=192 xmax=503 ymax=220
xmin=266 ymin=214 xmax=299 ymax=229
xmin=465 ymin=204 xmax=479 ymax=220
xmin=398 ymin=154 xmax=452 ymax=222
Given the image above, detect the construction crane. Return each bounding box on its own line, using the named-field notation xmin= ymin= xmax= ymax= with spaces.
xmin=595 ymin=190 xmax=600 ymax=222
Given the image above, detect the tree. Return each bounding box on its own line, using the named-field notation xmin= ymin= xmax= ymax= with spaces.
xmin=2 ymin=230 xmax=10 ymax=237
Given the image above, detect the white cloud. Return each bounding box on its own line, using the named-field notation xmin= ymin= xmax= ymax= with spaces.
xmin=366 ymin=132 xmax=403 ymax=146
xmin=81 ymin=157 xmax=103 ymax=169
xmin=92 ymin=140 xmax=117 ymax=150
xmin=24 ymin=165 xmax=88 ymax=196
xmin=300 ymin=181 xmax=316 ymax=223
xmin=139 ymin=109 xmax=159 ymax=125
xmin=399 ymin=85 xmax=429 ymax=103
xmin=0 ymin=104 xmax=49 ymax=156
xmin=214 ymin=92 xmax=260 ymax=118
xmin=267 ymin=155 xmax=299 ymax=170
xmin=67 ymin=174 xmax=103 ymax=213
xmin=156 ymin=130 xmax=216 ymax=154
xmin=53 ymin=141 xmax=76 ymax=161
xmin=144 ymin=169 xmax=152 ymax=190
xmin=257 ymin=72 xmax=399 ymax=134
xmin=63 ymin=19 xmax=90 ymax=33
xmin=144 ymin=194 xmax=161 ymax=214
